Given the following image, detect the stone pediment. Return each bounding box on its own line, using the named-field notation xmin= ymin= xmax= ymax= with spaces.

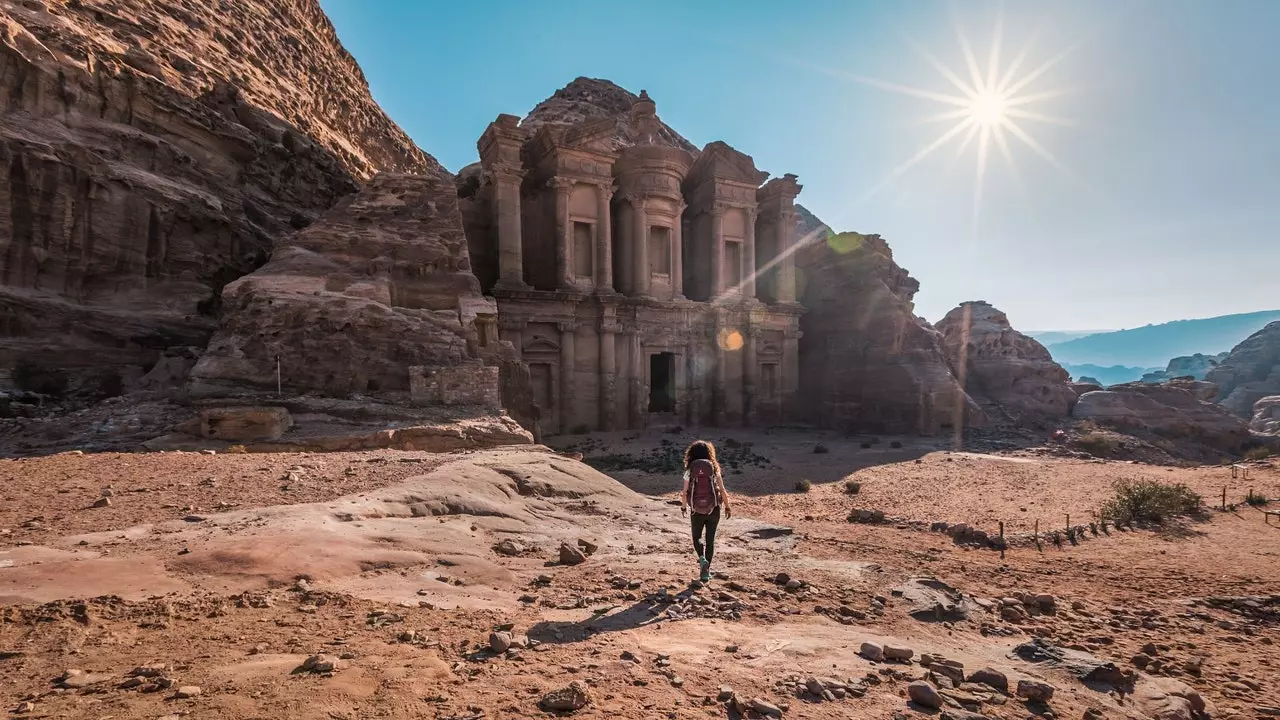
xmin=686 ymin=141 xmax=769 ymax=188
xmin=563 ymin=117 xmax=622 ymax=153
xmin=523 ymin=336 xmax=561 ymax=354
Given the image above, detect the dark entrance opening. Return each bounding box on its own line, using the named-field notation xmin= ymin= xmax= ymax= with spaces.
xmin=648 ymin=352 xmax=675 ymax=413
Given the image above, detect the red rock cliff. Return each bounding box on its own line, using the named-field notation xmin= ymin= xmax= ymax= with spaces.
xmin=0 ymin=0 xmax=438 ymax=393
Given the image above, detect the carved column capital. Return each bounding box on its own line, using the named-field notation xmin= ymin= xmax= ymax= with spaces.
xmin=548 ymin=176 xmax=575 ymax=190
xmin=712 ymin=202 xmax=731 ymax=217
xmin=557 ymin=321 xmax=578 ymax=333
xmin=487 ymin=163 xmax=526 ymax=184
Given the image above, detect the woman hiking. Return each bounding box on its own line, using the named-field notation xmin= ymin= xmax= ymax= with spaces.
xmin=680 ymin=440 xmax=732 ymax=583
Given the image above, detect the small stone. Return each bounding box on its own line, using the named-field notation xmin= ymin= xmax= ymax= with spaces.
xmin=92 ymin=497 xmax=111 ymax=508
xmin=540 ymin=681 xmax=591 ymax=712
xmin=489 ymin=631 xmax=513 ymax=653
xmin=559 ymin=543 xmax=587 ymax=566
xmin=1132 ymin=653 xmax=1152 ymax=669
xmin=884 ymin=644 xmax=914 ymax=662
xmin=908 ymin=680 xmax=943 ymax=709
xmin=1083 ymin=710 xmax=1105 ymax=720
xmin=493 ymin=539 xmax=523 ymax=556
xmin=749 ymin=698 xmax=783 ymax=717
xmin=300 ymin=654 xmax=339 ymax=673
xmin=13 ymin=702 xmax=35 ymax=714
xmin=717 ymin=686 xmax=735 ymax=702
xmin=967 ymin=667 xmax=1008 ymax=693
xmin=785 ymin=579 xmax=802 ymax=591
xmin=724 ymin=644 xmax=739 ymax=653
xmin=1034 ymin=593 xmax=1057 ymax=609
xmin=576 ymin=538 xmax=599 ymax=555
xmin=860 ymin=641 xmax=884 ymax=661
xmin=174 ymin=686 xmax=201 ymax=699
xmin=1016 ymin=679 xmax=1055 ymax=702
xmin=774 ymin=572 xmax=790 ymax=585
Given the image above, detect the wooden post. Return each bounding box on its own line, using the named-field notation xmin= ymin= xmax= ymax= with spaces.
xmin=1034 ymin=519 xmax=1041 ymax=552
xmin=999 ymin=521 xmax=1005 ymax=560
xmin=1222 ymin=487 xmax=1227 ymax=510
xmin=1066 ymin=513 xmax=1070 ymax=534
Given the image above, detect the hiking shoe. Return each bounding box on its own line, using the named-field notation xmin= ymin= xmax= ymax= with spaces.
xmin=700 ymin=568 xmax=712 ymax=583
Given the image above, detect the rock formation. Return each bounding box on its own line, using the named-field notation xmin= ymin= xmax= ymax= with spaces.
xmin=520 ymin=77 xmax=696 ymax=153
xmin=936 ymin=301 xmax=1076 ymax=425
xmin=1141 ymin=352 xmax=1228 ymax=384
xmin=1251 ymin=396 xmax=1280 ymax=436
xmin=1204 ymin=321 xmax=1280 ymax=418
xmin=0 ymin=0 xmax=432 ymax=393
xmin=796 ymin=231 xmax=983 ymax=434
xmin=191 ymin=172 xmax=496 ymax=399
xmin=1074 ymin=379 xmax=1251 ymax=454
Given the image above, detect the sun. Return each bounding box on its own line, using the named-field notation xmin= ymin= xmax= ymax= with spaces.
xmin=969 ymin=90 xmax=1008 ymax=128
xmin=841 ymin=7 xmax=1077 ymax=220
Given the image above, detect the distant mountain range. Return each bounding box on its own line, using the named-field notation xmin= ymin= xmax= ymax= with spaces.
xmin=1026 ymin=330 xmax=1114 ymax=346
xmin=1038 ymin=310 xmax=1280 ymax=370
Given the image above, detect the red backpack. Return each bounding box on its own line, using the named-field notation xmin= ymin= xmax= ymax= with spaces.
xmin=687 ymin=459 xmax=720 ymax=515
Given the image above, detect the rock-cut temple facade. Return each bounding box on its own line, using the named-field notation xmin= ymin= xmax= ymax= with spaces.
xmin=460 ymin=92 xmax=805 ymax=435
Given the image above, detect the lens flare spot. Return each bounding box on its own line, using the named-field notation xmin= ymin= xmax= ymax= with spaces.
xmin=717 ymin=329 xmax=744 ymax=352
xmin=826 ymin=232 xmax=865 ymax=254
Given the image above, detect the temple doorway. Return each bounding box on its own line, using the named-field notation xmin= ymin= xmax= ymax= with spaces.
xmin=648 ymin=352 xmax=676 ymax=413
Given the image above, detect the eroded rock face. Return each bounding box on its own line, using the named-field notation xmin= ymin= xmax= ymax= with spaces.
xmin=936 ymin=301 xmax=1076 ymax=424
xmin=1074 ymin=379 xmax=1251 ymax=454
xmin=1205 ymin=321 xmax=1280 ymax=418
xmin=796 ymin=231 xmax=984 ymax=434
xmin=0 ymin=0 xmax=434 ymax=390
xmin=1142 ymin=352 xmax=1227 ymax=384
xmin=189 ymin=173 xmax=490 ymax=401
xmin=520 ymin=77 xmax=696 ymax=153
xmin=1251 ymin=396 xmax=1280 ymax=435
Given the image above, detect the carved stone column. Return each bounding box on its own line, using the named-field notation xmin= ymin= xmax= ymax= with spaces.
xmin=630 ymin=332 xmax=645 ymax=427
xmin=782 ymin=330 xmax=800 ymax=420
xmin=595 ymin=183 xmax=614 ymax=293
xmin=713 ymin=316 xmax=727 ymax=426
xmin=778 ymin=209 xmax=797 ymax=303
xmin=685 ymin=341 xmax=700 ymax=426
xmin=743 ymin=328 xmax=758 ymax=426
xmin=552 ymin=178 xmax=573 ymax=290
xmin=492 ymin=165 xmax=527 ymax=290
xmin=672 ymin=202 xmax=686 ymax=299
xmin=711 ymin=205 xmax=725 ymax=300
xmin=743 ymin=207 xmax=758 ymax=301
xmin=559 ymin=322 xmax=576 ymax=432
xmin=598 ymin=317 xmax=617 ymax=430
xmin=632 ymin=196 xmax=650 ymax=298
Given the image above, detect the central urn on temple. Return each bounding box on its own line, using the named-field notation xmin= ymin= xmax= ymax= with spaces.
xmin=460 ymin=81 xmax=805 ymax=435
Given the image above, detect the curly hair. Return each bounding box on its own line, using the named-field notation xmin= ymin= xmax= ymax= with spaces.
xmin=683 ymin=439 xmax=719 ymax=471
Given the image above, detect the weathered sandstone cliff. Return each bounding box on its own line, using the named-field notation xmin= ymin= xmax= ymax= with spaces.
xmin=1074 ymin=379 xmax=1251 ymax=455
xmin=796 ymin=230 xmax=984 ymax=435
xmin=0 ymin=0 xmax=433 ymax=393
xmin=1205 ymin=321 xmax=1280 ymax=418
xmin=937 ymin=301 xmax=1076 ymax=425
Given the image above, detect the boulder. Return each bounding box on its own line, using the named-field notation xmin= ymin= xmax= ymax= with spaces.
xmin=1074 ymin=380 xmax=1251 ymax=454
xmin=539 ymin=681 xmax=590 ymax=712
xmin=1206 ymin=321 xmax=1280 ymax=418
xmin=1016 ymin=679 xmax=1055 ymax=702
xmin=796 ymin=230 xmax=985 ymax=435
xmin=1251 ymin=396 xmax=1280 ymax=435
xmin=936 ymin=301 xmax=1077 ymax=423
xmin=895 ymin=576 xmax=972 ymax=621
xmin=198 ymin=407 xmax=292 ymax=442
xmin=967 ymin=667 xmax=1009 ymax=693
xmin=1132 ymin=676 xmax=1214 ymax=720
xmin=859 ymin=642 xmax=884 ymax=661
xmin=0 ymin=0 xmax=434 ymax=388
xmin=908 ymin=680 xmax=943 ymax=709
xmin=1011 ymin=639 xmax=1132 ymax=690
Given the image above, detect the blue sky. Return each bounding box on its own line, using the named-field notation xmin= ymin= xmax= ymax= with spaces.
xmin=320 ymin=0 xmax=1280 ymax=332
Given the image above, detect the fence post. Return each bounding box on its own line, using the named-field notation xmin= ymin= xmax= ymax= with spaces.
xmin=1034 ymin=519 xmax=1041 ymax=552
xmin=1222 ymin=487 xmax=1227 ymax=510
xmin=999 ymin=521 xmax=1005 ymax=560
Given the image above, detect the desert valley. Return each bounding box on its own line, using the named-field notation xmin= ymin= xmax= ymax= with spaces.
xmin=0 ymin=1 xmax=1277 ymax=719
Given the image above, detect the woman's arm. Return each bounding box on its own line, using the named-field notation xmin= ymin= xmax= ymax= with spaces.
xmin=680 ymin=470 xmax=690 ymax=515
xmin=715 ymin=470 xmax=731 ymax=518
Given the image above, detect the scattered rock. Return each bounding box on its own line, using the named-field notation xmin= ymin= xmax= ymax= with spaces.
xmin=489 ymin=631 xmax=513 ymax=653
xmin=908 ymin=680 xmax=943 ymax=709
xmin=493 ymin=539 xmax=524 ymax=556
xmin=749 ymin=698 xmax=783 ymax=718
xmin=559 ymin=543 xmax=587 ymax=565
xmin=717 ymin=686 xmax=734 ymax=702
xmin=941 ymin=710 xmax=991 ymax=720
xmin=539 ymin=681 xmax=591 ymax=712
xmin=1016 ymin=679 xmax=1055 ymax=702
xmin=57 ymin=669 xmax=110 ymax=689
xmin=576 ymin=538 xmax=599 ymax=555
xmin=91 ymin=497 xmax=111 ymax=508
xmin=896 ymin=576 xmax=972 ymax=621
xmin=174 ymin=686 xmax=201 ymax=699
xmin=967 ymin=668 xmax=1008 ymax=693
xmin=860 ymin=642 xmax=884 ymax=661
xmin=298 ymin=654 xmax=340 ymax=674
xmin=884 ymin=644 xmax=914 ymax=662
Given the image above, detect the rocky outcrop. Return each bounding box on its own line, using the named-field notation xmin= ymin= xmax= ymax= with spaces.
xmin=1074 ymin=379 xmax=1251 ymax=454
xmin=1251 ymin=396 xmax=1280 ymax=436
xmin=1141 ymin=352 xmax=1227 ymax=384
xmin=936 ymin=301 xmax=1076 ymax=425
xmin=796 ymin=231 xmax=984 ymax=434
xmin=188 ymin=173 xmax=490 ymax=401
xmin=520 ymin=77 xmax=696 ymax=153
xmin=1205 ymin=321 xmax=1280 ymax=418
xmin=0 ymin=0 xmax=434 ymax=394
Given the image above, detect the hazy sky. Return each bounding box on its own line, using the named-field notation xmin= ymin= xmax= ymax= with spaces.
xmin=320 ymin=0 xmax=1279 ymax=332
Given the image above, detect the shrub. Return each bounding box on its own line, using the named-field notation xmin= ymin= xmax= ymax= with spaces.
xmin=1244 ymin=446 xmax=1273 ymax=461
xmin=1245 ymin=490 xmax=1269 ymax=507
xmin=889 ymin=440 xmax=903 ymax=449
xmin=1077 ymin=432 xmax=1119 ymax=457
xmin=813 ymin=443 xmax=829 ymax=454
xmin=794 ymin=478 xmax=812 ymax=493
xmin=13 ymin=358 xmax=68 ymax=397
xmin=226 ymin=444 xmax=248 ymax=454
xmin=859 ymin=442 xmax=872 ymax=449
xmin=1099 ymin=479 xmax=1202 ymax=525
xmin=844 ymin=480 xmax=861 ymax=494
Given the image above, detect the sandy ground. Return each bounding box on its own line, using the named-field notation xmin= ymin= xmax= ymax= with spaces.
xmin=1 ymin=430 xmax=1277 ymax=720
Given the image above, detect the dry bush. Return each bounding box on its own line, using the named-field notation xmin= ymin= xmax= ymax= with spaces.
xmin=1244 ymin=446 xmax=1273 ymax=461
xmin=1077 ymin=432 xmax=1119 ymax=457
xmin=1099 ymin=479 xmax=1202 ymax=524
xmin=794 ymin=478 xmax=812 ymax=493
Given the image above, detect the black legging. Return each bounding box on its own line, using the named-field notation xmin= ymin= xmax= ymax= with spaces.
xmin=691 ymin=506 xmax=721 ymax=564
